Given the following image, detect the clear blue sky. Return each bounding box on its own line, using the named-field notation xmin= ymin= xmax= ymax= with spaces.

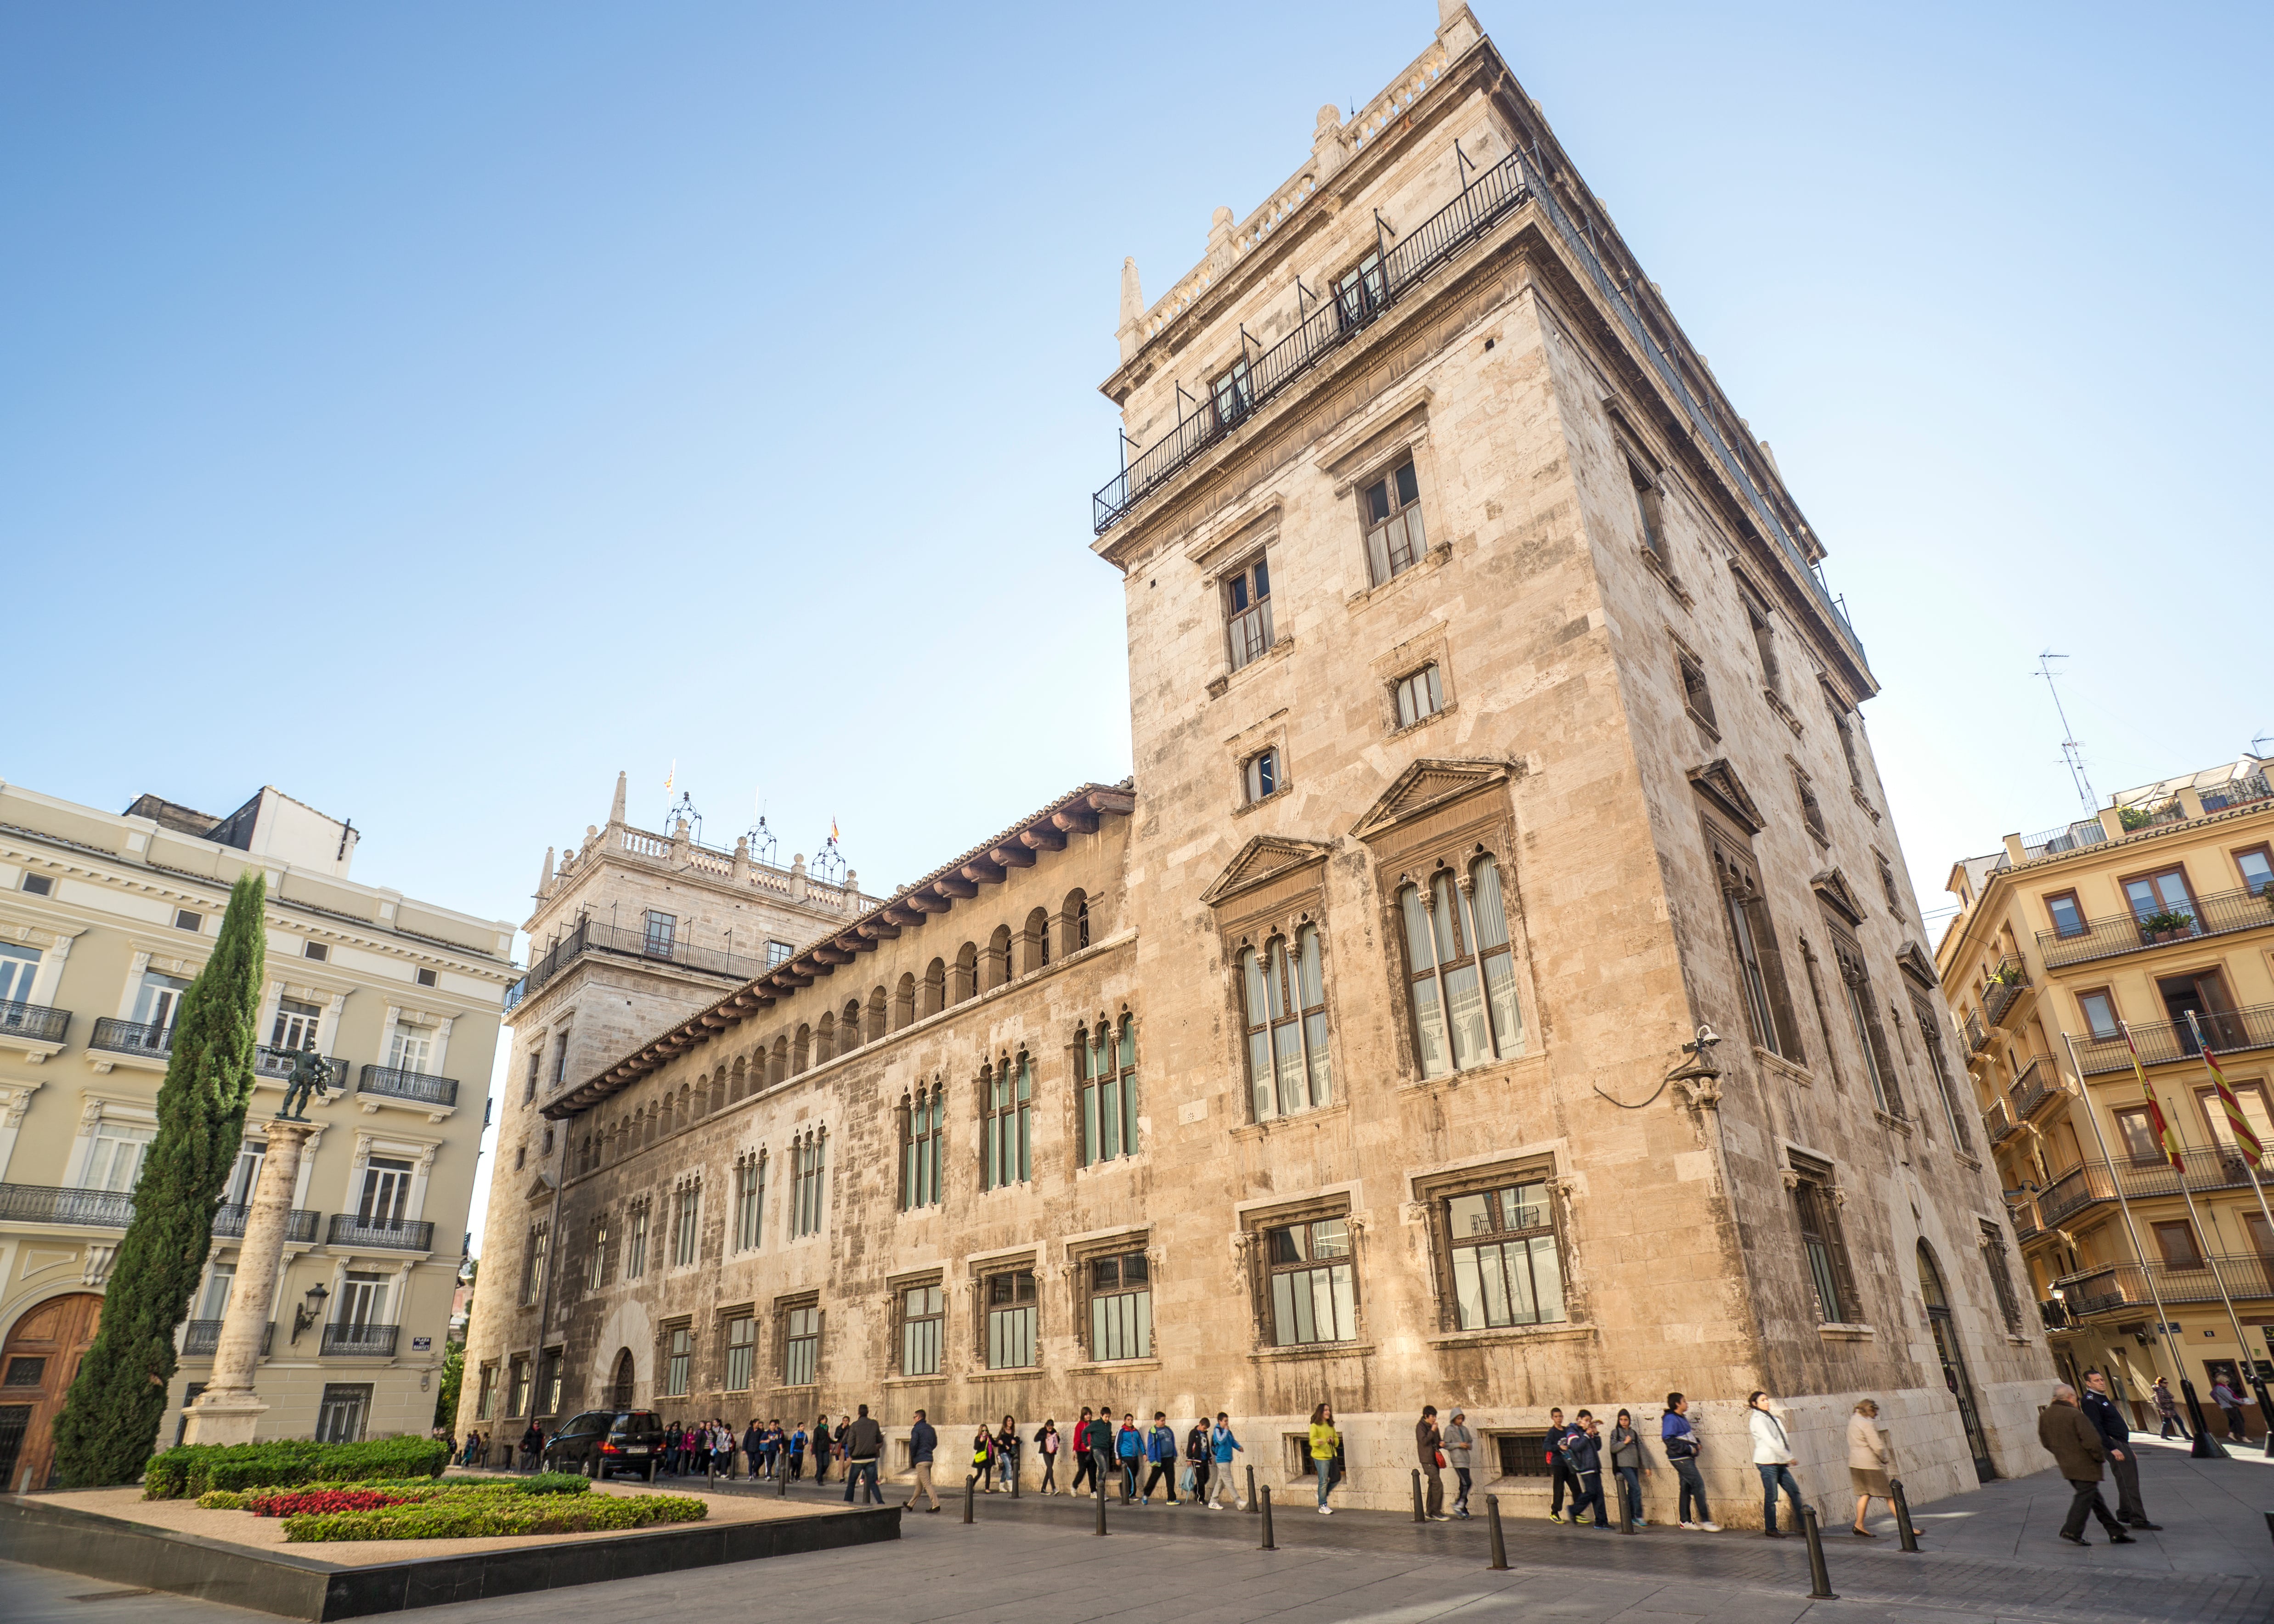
xmin=6 ymin=2 xmax=2269 ymax=1215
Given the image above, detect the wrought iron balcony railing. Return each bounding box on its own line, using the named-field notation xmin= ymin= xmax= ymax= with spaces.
xmin=2053 ymin=1254 xmax=2274 ymax=1318
xmin=2037 ymin=1162 xmax=2118 ymax=1228
xmin=519 ymin=918 xmax=772 ymax=1007
xmin=358 ymin=1065 xmax=459 ymax=1109
xmin=321 ymin=1323 xmax=400 ymax=1357
xmin=1964 ymin=1010 xmax=1991 ymax=1054
xmin=0 ymin=1182 xmax=135 ymax=1228
xmin=2008 ymin=1055 xmax=2062 ymax=1123
xmin=182 ymin=1320 xmax=273 ymax=1357
xmin=1982 ymin=1100 xmax=2015 ymax=1146
xmin=2038 ymin=885 xmax=2274 ymax=970
xmin=327 ymin=1213 xmax=434 ymax=1252
xmin=1981 ymin=958 xmax=2029 ymax=1027
xmin=2111 ymin=1145 xmax=2274 ymax=1201
xmin=211 ymin=1204 xmax=321 ymax=1244
xmin=0 ymin=999 xmax=69 ymax=1044
xmin=2011 ymin=1200 xmax=2043 ymax=1242
xmin=88 ymin=1016 xmax=171 ymax=1057
xmin=2038 ymin=1297 xmax=2071 ymax=1330
xmin=2073 ymin=1003 xmax=2274 ymax=1075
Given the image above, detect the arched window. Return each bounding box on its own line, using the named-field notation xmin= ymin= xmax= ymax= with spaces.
xmin=989 ymin=925 xmax=1015 ymax=990
xmin=1240 ymin=925 xmax=1332 ymax=1120
xmin=982 ymin=1053 xmax=1033 ymax=1190
xmin=1077 ymin=899 xmax=1091 ymax=949
xmin=953 ymin=942 xmax=978 ymax=1004
xmin=610 ymin=1348 xmax=635 ymax=1409
xmin=790 ymin=1126 xmax=828 ymax=1238
xmin=1024 ymin=907 xmax=1051 ymax=973
xmin=1397 ymin=855 xmax=1523 ymax=1080
xmin=793 ymin=1024 xmax=812 ymax=1075
xmin=729 ymin=1056 xmax=747 ymax=1104
xmin=866 ymin=987 xmax=887 ymax=1042
xmin=900 ymin=1086 xmax=943 ymax=1211
xmin=923 ymin=959 xmax=946 ymax=1016
xmin=815 ymin=1012 xmax=835 ymax=1065
xmin=894 ymin=974 xmax=915 ymax=1030
xmin=1061 ymin=890 xmax=1089 ymax=958
xmin=1076 ymin=1016 xmax=1139 ymax=1167
xmin=770 ymin=1034 xmax=789 ymax=1085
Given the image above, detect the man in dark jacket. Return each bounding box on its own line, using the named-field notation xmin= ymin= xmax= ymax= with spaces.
xmin=1416 ymin=1406 xmax=1448 ymax=1520
xmin=2081 ymin=1372 xmax=2158 ymax=1529
xmin=1545 ymin=1407 xmax=1583 ymax=1523
xmin=1086 ymin=1409 xmax=1116 ymax=1498
xmin=1141 ymin=1412 xmax=1180 ymax=1505
xmin=904 ymin=1408 xmax=941 ymax=1513
xmin=841 ymin=1404 xmax=884 ymax=1505
xmin=2038 ymin=1384 xmax=2133 ymax=1546
xmin=1560 ymin=1412 xmax=1610 ymax=1531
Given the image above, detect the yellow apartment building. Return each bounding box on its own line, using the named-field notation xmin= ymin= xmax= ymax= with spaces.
xmin=1938 ymin=754 xmax=2274 ymax=1432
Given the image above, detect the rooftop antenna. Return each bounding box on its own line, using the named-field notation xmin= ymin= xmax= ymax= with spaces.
xmin=2035 ymin=652 xmax=2098 ymax=817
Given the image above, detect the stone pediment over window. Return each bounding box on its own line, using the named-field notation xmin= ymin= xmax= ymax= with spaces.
xmin=524 ymin=1172 xmax=557 ymax=1205
xmin=1896 ymin=942 xmax=1941 ymax=989
xmin=1811 ymin=868 xmax=1868 ymax=927
xmin=1201 ymin=836 xmax=1336 ymax=909
xmin=1351 ymin=758 xmax=1513 ymax=843
xmin=1688 ymin=759 xmax=1765 ymax=835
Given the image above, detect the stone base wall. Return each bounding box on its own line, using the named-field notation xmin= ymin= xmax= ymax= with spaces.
xmin=161 ymin=1362 xmax=439 ymax=1449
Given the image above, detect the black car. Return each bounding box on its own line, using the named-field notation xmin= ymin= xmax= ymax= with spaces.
xmin=541 ymin=1409 xmax=666 ymax=1480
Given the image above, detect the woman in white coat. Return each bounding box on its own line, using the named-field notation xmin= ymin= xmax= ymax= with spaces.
xmin=1747 ymin=1391 xmax=1803 ymax=1538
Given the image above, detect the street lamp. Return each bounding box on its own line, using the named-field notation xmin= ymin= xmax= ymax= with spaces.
xmin=291 ymin=1282 xmax=330 ymax=1344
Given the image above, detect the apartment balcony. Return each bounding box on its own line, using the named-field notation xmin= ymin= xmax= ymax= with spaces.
xmin=358 ymin=1064 xmax=459 ymax=1109
xmin=1981 ymin=958 xmax=2030 ymax=1027
xmin=2037 ymin=1162 xmax=2119 ymax=1228
xmin=2053 ymin=1254 xmax=2274 ymax=1319
xmin=2073 ymin=1003 xmax=2274 ymax=1075
xmin=1982 ymin=1100 xmax=2016 ymax=1146
xmin=1964 ymin=1010 xmax=1991 ymax=1054
xmin=211 ymin=1204 xmax=320 ymax=1244
xmin=181 ymin=1320 xmax=273 ymax=1358
xmin=2038 ymin=1297 xmax=2072 ymax=1330
xmin=0 ymin=998 xmax=70 ymax=1055
xmin=0 ymin=1182 xmax=133 ymax=1229
xmin=2008 ymin=1055 xmax=2064 ymax=1124
xmin=254 ymin=1044 xmax=339 ymax=1082
xmin=2112 ymin=1145 xmax=2273 ymax=1201
xmin=87 ymin=1016 xmax=170 ymax=1060
xmin=2037 ymin=885 xmax=2274 ymax=970
xmin=321 ymin=1323 xmax=400 ymax=1357
xmin=2011 ymin=1199 xmax=2043 ymax=1243
xmin=327 ymin=1213 xmax=434 ymax=1252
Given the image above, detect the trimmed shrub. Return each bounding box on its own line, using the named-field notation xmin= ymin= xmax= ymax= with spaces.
xmin=144 ymin=1437 xmax=449 ymax=1499
xmin=197 ymin=1490 xmax=248 ymax=1511
xmin=283 ymin=1491 xmax=706 ymax=1543
xmin=518 ymin=1473 xmax=591 ymax=1496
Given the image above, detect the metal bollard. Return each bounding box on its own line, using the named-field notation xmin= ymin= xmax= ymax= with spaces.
xmin=1890 ymin=1478 xmax=1919 ymax=1552
xmin=963 ymin=1475 xmax=975 ymax=1524
xmin=1095 ymin=1462 xmax=1108 ymax=1536
xmin=1617 ymin=1470 xmax=1635 ymax=1534
xmin=1246 ymin=1464 xmax=1258 ymax=1514
xmin=1485 ymin=1494 xmax=1509 ymax=1570
xmin=1798 ymin=1503 xmax=1839 ymax=1600
xmin=708 ymin=1457 xmax=716 ymax=1489
xmin=1412 ymin=1468 xmax=1427 ymax=1522
xmin=779 ymin=1461 xmax=789 ymax=1498
xmin=1259 ymin=1484 xmax=1275 ymax=1550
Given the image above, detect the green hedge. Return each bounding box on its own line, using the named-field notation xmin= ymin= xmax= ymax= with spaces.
xmin=145 ymin=1437 xmax=450 ymax=1499
xmin=283 ymin=1491 xmax=706 ymax=1543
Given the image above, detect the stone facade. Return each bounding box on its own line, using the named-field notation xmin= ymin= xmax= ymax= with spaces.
xmin=456 ymin=6 xmax=2050 ymax=1520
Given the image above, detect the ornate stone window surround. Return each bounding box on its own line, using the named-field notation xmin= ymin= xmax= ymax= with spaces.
xmin=1237 ymin=1187 xmax=1369 ymax=1358
xmin=1371 ymin=626 xmax=1458 ymax=739
xmin=1408 ymin=1147 xmax=1583 ymax=1342
xmin=1066 ymin=1226 xmax=1157 ymax=1365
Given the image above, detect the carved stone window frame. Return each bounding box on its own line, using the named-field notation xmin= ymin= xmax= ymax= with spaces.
xmin=1202 ymin=837 xmax=1339 ymax=1124
xmin=1239 ymin=1192 xmax=1360 ymax=1351
xmin=968 ymin=1248 xmax=1041 ymax=1371
xmin=1066 ymin=1228 xmax=1155 ymax=1363
xmin=1412 ymin=1156 xmax=1570 ymax=1335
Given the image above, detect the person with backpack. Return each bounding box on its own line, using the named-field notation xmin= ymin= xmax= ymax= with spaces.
xmin=1660 ymin=1393 xmax=1717 ymax=1530
xmin=1184 ymin=1415 xmax=1212 ymax=1507
xmin=1442 ymin=1408 xmax=1476 ymax=1518
xmin=1209 ymin=1412 xmax=1245 ymax=1509
xmin=1749 ymin=1391 xmax=1803 ymax=1538
xmin=1036 ymin=1418 xmax=1062 ymax=1494
xmin=787 ymin=1422 xmax=807 ymax=1483
xmin=1137 ymin=1411 xmax=1178 ymax=1504
xmin=1560 ymin=1411 xmax=1611 ymax=1531
xmin=1115 ymin=1411 xmax=1143 ymax=1502
xmin=1309 ymin=1402 xmax=1343 ymax=1514
xmin=1607 ymin=1409 xmax=1650 ymax=1528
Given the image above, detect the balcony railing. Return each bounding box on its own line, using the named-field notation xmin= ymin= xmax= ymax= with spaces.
xmin=212 ymin=1204 xmax=320 ymax=1244
xmin=1964 ymin=1010 xmax=1991 ymax=1054
xmin=0 ymin=1182 xmax=135 ymax=1228
xmin=2073 ymin=1003 xmax=2274 ymax=1075
xmin=182 ymin=1320 xmax=273 ymax=1357
xmin=2111 ymin=1145 xmax=2274 ymax=1201
xmin=502 ymin=977 xmax=527 ymax=1017
xmin=2038 ymin=885 xmax=2274 ymax=969
xmin=1981 ymin=959 xmax=2029 ymax=1027
xmin=358 ymin=1064 xmax=459 ymax=1109
xmin=2020 ymin=819 xmax=2108 ymax=863
xmin=2008 ymin=1055 xmax=2062 ymax=1123
xmin=1982 ymin=1100 xmax=2015 ymax=1145
xmin=328 ymin=1213 xmax=434 ymax=1252
xmin=321 ymin=1323 xmax=400 ymax=1357
xmin=0 ymin=999 xmax=69 ymax=1044
xmin=254 ymin=1044 xmax=340 ymax=1081
xmin=2038 ymin=1162 xmax=2118 ymax=1228
xmin=519 ymin=918 xmax=773 ymax=1006
xmin=2038 ymin=1297 xmax=2071 ymax=1330
xmin=2011 ymin=1200 xmax=2043 ymax=1242
xmin=89 ymin=1016 xmax=171 ymax=1057
xmin=2201 ymin=770 xmax=2274 ymax=813
xmin=2053 ymin=1254 xmax=2274 ymax=1317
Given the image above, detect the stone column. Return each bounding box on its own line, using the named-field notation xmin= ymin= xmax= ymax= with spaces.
xmin=181 ymin=1118 xmax=316 ymax=1446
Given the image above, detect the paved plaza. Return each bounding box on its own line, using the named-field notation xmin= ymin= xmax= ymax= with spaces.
xmin=4 ymin=1447 xmax=2268 ymax=1624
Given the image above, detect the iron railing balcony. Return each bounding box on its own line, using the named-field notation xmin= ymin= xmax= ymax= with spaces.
xmin=182 ymin=1320 xmax=273 ymax=1357
xmin=2052 ymin=1254 xmax=2274 ymax=1318
xmin=2110 ymin=1144 xmax=2274 ymax=1201
xmin=254 ymin=1044 xmax=340 ymax=1081
xmin=88 ymin=1016 xmax=171 ymax=1057
xmin=2037 ymin=1162 xmax=2118 ymax=1228
xmin=2038 ymin=1297 xmax=2071 ymax=1330
xmin=0 ymin=999 xmax=69 ymax=1044
xmin=358 ymin=1064 xmax=459 ymax=1109
xmin=2073 ymin=1003 xmax=2274 ymax=1075
xmin=2011 ymin=1200 xmax=2043 ymax=1243
xmin=0 ymin=1182 xmax=135 ymax=1228
xmin=327 ymin=1213 xmax=434 ymax=1252
xmin=321 ymin=1323 xmax=400 ymax=1357
xmin=2019 ymin=819 xmax=2108 ymax=863
xmin=1981 ymin=958 xmax=2030 ymax=1027
xmin=2007 ymin=1055 xmax=2063 ymax=1124
xmin=211 ymin=1204 xmax=320 ymax=1244
xmin=1982 ymin=1099 xmax=2016 ymax=1146
xmin=519 ymin=918 xmax=772 ymax=1006
xmin=2038 ymin=885 xmax=2274 ymax=970
xmin=502 ymin=977 xmax=527 ymax=1016
xmin=1964 ymin=1010 xmax=1991 ymax=1054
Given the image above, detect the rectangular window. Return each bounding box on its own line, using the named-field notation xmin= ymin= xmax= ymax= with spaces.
xmin=1441 ymin=1179 xmax=1565 ymax=1330
xmin=2045 ymin=891 xmax=2086 ymax=939
xmin=643 ymin=910 xmax=677 ymax=956
xmin=2152 ymin=1220 xmax=2203 ymax=1269
xmin=723 ymin=1315 xmax=755 ymax=1392
xmin=735 ymin=1156 xmax=765 ymax=1251
xmin=585 ymin=1219 xmax=609 ymax=1290
xmin=1875 ymin=853 xmax=1903 ymax=915
xmin=982 ymin=1056 xmax=1033 ymax=1190
xmin=664 ymin=1326 xmax=691 ymax=1396
xmin=18 ymin=873 xmax=52 ymax=897
xmin=474 ymin=1363 xmax=498 ymax=1421
xmin=536 ymin=1348 xmax=562 ymax=1416
xmin=82 ymin=1121 xmax=155 ymax=1192
xmin=1224 ymin=556 xmax=1274 ymax=672
xmin=302 ymin=941 xmax=327 ymax=962
xmin=672 ymin=1184 xmax=699 ymax=1267
xmin=1077 ymin=1017 xmax=1141 ymax=1164
xmin=2123 ymin=867 xmax=2197 ymax=928
xmin=198 ymin=1261 xmax=235 ymax=1323
xmin=901 ymin=1284 xmax=944 ymax=1376
xmin=1086 ymin=1252 xmax=1153 ymax=1361
xmin=1397 ymin=857 xmax=1523 ymax=1081
xmin=2197 ymin=1080 xmax=2274 ymax=1159
xmin=506 ymin=1356 xmax=530 ymax=1417
xmin=2236 ymin=845 xmax=2274 ymax=897
xmin=984 ymin=1271 xmax=1038 ymax=1370
xmin=626 ymin=1201 xmax=650 ymax=1278
xmin=269 ymin=998 xmax=322 ymax=1053
xmin=1738 ymin=580 xmax=1781 ymax=692
xmin=1209 ymin=356 xmax=1253 ymax=428
xmin=766 ymin=940 xmax=793 ymax=967
xmin=226 ymin=1142 xmax=265 ymax=1207
xmin=1263 ymin=1216 xmax=1357 ymax=1347
xmin=2113 ymin=1106 xmax=2162 ymax=1165
xmin=1979 ymin=1221 xmax=2024 ymax=1335
xmin=551 ymin=1031 xmax=570 ymax=1087
xmin=520 ymin=1225 xmax=548 ymax=1307
xmin=1678 ymin=650 xmax=1717 ymax=732
xmin=174 ymin=908 xmax=203 ymax=932
xmin=415 ymin=967 xmax=438 ymax=988
xmin=315 ymin=1384 xmax=372 ymax=1444
xmin=1393 ymin=664 xmax=1444 ymax=728
xmin=1362 ymin=461 xmax=1427 ymax=586
xmin=1788 ymin=1157 xmax=1859 ymax=1325
xmin=2077 ymin=989 xmax=2120 ymax=1041
xmin=359 ymin=1157 xmax=413 ymax=1226
xmin=1242 ymin=748 xmax=1280 ymax=805
xmin=1794 ymin=767 xmax=1827 ymax=845
xmin=1829 ymin=936 xmax=1896 ymax=1114
xmin=781 ymin=1304 xmax=819 ymax=1386
xmin=1628 ymin=457 xmax=1664 ymax=558
xmin=524 ymin=1051 xmax=540 ymax=1104
xmin=1333 ymin=249 xmax=1383 ymax=328
xmin=0 ymin=942 xmax=38 ymax=1006
xmin=339 ymin=1270 xmax=390 ymax=1330
xmin=130 ymin=971 xmax=190 ymax=1037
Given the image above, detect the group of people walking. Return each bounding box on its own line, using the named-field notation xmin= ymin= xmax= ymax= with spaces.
xmin=894 ymin=1405 xmax=1254 ymax=1512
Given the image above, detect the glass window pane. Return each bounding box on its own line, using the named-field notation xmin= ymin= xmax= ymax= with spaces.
xmin=1482 ymin=951 xmax=1522 ymax=1057
xmin=1479 ymin=1241 xmax=1514 ymax=1326
xmin=1445 ymin=964 xmax=1487 ymax=1070
xmin=1264 ymin=940 xmax=1290 ymax=1020
xmin=1311 ymin=1218 xmax=1349 ymax=1257
xmin=1448 ymin=1193 xmax=1492 ymax=1238
xmin=1275 ymin=1020 xmax=1307 ymax=1115
xmin=1134 ymin=1290 xmax=1152 ymax=1359
xmin=1249 ymin=1032 xmax=1274 ymax=1119
xmin=1270 ymin=1224 xmax=1306 ymax=1263
xmin=1100 ymin=1078 xmax=1120 ymax=1160
xmin=1083 ymin=1083 xmax=1100 ymax=1166
xmin=1296 ymin=928 xmax=1324 ymax=1009
xmin=1412 ymin=977 xmax=1449 ymax=1078
xmin=1305 ymin=1011 xmax=1333 ymax=1106
xmin=1309 ymin=1268 xmax=1338 ymax=1342
xmin=1451 ymin=1246 xmax=1486 ymax=1329
xmin=1395 ymin=463 xmax=1418 ymax=508
xmin=1328 ymin=1263 xmax=1356 ymax=1342
xmin=1271 ymin=1273 xmax=1299 ymax=1345
xmin=1400 ymin=886 xmax=1436 ymax=971
xmin=1469 ymin=858 xmax=1510 ymax=948
xmin=1430 ymin=874 xmax=1461 ymax=960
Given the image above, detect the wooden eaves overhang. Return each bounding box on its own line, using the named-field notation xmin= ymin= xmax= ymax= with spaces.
xmin=541 ymin=780 xmax=1136 ymax=1121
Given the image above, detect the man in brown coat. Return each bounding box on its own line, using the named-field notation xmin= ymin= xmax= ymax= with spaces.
xmin=2037 ymin=1384 xmax=2134 ymax=1547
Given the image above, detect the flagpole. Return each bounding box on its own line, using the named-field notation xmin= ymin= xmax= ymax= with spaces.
xmin=2061 ymin=1032 xmax=2209 ymax=1451
xmin=2184 ymin=1010 xmax=2274 ymax=1456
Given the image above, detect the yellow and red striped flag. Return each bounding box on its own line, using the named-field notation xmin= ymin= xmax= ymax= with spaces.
xmin=2201 ymin=1041 xmax=2265 ymax=1170
xmin=2122 ymin=1022 xmax=2187 ymax=1173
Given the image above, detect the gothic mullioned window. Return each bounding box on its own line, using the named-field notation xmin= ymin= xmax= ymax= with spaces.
xmin=1397 ymin=856 xmax=1522 ymax=1079
xmin=901 ymin=1085 xmax=943 ymax=1211
xmin=981 ymin=1054 xmax=1032 ymax=1190
xmin=1075 ymin=1015 xmax=1138 ymax=1167
xmin=790 ymin=1127 xmax=828 ymax=1238
xmin=1240 ymin=927 xmax=1332 ymax=1120
xmin=734 ymin=1152 xmax=765 ymax=1252
xmin=671 ymin=1179 xmax=700 ymax=1268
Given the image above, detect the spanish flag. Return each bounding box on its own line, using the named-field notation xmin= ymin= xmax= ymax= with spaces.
xmin=830 ymin=817 xmax=840 ymax=843
xmin=2122 ymin=1022 xmax=2187 ymax=1173
xmin=664 ymin=760 xmax=675 ymax=792
xmin=2201 ymin=1041 xmax=2265 ymax=1170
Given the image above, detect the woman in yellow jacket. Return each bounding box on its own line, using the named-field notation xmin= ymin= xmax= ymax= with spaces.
xmin=1309 ymin=1403 xmax=1343 ymax=1514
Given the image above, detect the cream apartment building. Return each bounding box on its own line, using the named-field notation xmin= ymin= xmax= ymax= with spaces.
xmin=0 ymin=778 xmax=517 ymax=1490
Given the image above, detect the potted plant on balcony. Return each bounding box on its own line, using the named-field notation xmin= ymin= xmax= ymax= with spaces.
xmin=2139 ymin=909 xmax=2194 ymax=944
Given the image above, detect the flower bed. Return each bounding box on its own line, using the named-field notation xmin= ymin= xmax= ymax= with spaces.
xmin=282 ymin=1491 xmax=707 ymax=1543
xmin=245 ymin=1488 xmax=413 ymax=1517
xmin=201 ymin=1475 xmax=590 ymax=1515
xmin=145 ymin=1437 xmax=450 ymax=1499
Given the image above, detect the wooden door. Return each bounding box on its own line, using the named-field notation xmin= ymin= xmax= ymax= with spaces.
xmin=0 ymin=1292 xmax=103 ymax=1492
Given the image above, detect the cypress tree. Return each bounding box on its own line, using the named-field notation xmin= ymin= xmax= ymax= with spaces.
xmin=52 ymin=871 xmax=266 ymax=1486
